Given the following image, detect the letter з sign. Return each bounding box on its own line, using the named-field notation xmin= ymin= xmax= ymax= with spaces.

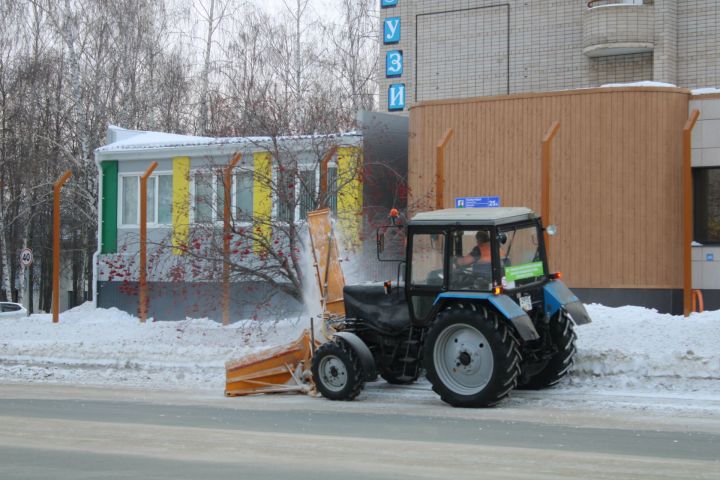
xmin=386 ymin=50 xmax=403 ymax=77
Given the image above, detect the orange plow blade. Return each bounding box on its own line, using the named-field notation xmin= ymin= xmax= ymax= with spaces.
xmin=225 ymin=330 xmax=316 ymax=396
xmin=224 ymin=208 xmax=345 ymax=397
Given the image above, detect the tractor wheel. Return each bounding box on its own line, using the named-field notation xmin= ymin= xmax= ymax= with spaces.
xmin=424 ymin=308 xmax=521 ymax=408
xmin=311 ymin=339 xmax=365 ymax=401
xmin=519 ymin=312 xmax=577 ymax=390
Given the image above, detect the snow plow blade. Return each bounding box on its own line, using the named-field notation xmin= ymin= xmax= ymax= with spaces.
xmin=225 ymin=330 xmax=316 ymax=396
xmin=224 ymin=208 xmax=343 ymax=397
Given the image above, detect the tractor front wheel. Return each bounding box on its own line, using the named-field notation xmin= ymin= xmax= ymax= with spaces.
xmin=519 ymin=312 xmax=577 ymax=389
xmin=424 ymin=308 xmax=521 ymax=408
xmin=311 ymin=339 xmax=365 ymax=401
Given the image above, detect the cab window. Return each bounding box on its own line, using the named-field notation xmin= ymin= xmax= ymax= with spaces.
xmin=410 ymin=233 xmax=445 ymax=287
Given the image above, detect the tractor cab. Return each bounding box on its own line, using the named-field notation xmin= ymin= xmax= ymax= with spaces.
xmin=404 ymin=207 xmax=550 ymax=326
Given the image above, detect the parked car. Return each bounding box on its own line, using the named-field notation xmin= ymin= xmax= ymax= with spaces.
xmin=0 ymin=302 xmax=28 ymax=319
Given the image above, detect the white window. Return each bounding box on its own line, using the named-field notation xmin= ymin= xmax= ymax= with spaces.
xmin=235 ymin=170 xmax=253 ymax=221
xmin=192 ymin=169 xmax=254 ymax=224
xmin=299 ymin=169 xmax=317 ymax=220
xmin=121 ymin=176 xmax=139 ymax=225
xmin=119 ymin=173 xmax=173 ymax=226
xmin=327 ymin=165 xmax=338 ymax=216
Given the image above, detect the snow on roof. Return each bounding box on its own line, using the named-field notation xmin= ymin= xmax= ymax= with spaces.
xmin=601 ymin=81 xmax=678 ymax=89
xmin=692 ymin=87 xmax=720 ymax=96
xmin=410 ymin=207 xmax=535 ymax=225
xmin=95 ymin=127 xmax=361 ymax=154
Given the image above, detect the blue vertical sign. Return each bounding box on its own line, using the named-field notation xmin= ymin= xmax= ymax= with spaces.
xmin=388 ymin=84 xmax=405 ymax=111
xmin=381 ymin=0 xmax=398 ymax=7
xmin=386 ymin=50 xmax=403 ymax=77
xmin=384 ymin=17 xmax=400 ymax=44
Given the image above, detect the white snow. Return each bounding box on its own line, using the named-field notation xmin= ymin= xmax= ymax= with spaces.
xmin=1 ymin=301 xmax=719 ymax=413
xmin=601 ymin=81 xmax=678 ymax=88
xmin=95 ymin=128 xmax=361 ymax=153
xmin=692 ymin=87 xmax=720 ymax=96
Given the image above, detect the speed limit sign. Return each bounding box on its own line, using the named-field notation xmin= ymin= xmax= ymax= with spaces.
xmin=19 ymin=248 xmax=33 ymax=267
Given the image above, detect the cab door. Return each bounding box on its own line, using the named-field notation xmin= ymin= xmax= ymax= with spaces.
xmin=405 ymin=228 xmax=447 ymax=325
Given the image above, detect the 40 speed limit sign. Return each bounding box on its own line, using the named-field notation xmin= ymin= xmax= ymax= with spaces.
xmin=19 ymin=248 xmax=33 ymax=267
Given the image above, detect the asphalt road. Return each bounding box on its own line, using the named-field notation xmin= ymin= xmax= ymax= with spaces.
xmin=0 ymin=383 xmax=718 ymax=479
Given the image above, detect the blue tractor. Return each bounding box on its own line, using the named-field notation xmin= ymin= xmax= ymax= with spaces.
xmin=311 ymin=207 xmax=591 ymax=407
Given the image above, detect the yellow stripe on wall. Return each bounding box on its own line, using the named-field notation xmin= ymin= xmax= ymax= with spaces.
xmin=172 ymin=156 xmax=191 ymax=255
xmin=337 ymin=146 xmax=363 ymax=249
xmin=253 ymin=151 xmax=272 ymax=253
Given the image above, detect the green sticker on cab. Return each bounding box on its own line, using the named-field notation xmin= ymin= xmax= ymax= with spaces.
xmin=504 ymin=261 xmax=544 ymax=281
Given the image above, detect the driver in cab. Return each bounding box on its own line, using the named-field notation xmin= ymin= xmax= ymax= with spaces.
xmin=453 ymin=230 xmax=491 ymax=268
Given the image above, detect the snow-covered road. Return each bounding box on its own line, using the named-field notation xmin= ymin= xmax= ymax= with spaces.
xmin=1 ymin=302 xmax=719 ymax=414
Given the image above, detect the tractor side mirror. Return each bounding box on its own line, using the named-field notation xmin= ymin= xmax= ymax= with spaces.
xmin=498 ymin=233 xmax=508 ymax=245
xmin=546 ymin=224 xmax=558 ymax=236
xmin=377 ymin=225 xmax=405 ymax=262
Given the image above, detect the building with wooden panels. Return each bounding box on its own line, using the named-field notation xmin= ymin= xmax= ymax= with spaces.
xmin=409 ymin=86 xmax=719 ymax=313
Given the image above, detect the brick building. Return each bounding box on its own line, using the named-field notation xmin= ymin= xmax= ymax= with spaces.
xmin=380 ymin=0 xmax=719 ymax=111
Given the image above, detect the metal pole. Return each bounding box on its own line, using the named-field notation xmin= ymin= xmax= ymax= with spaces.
xmin=683 ymin=109 xmax=700 ymax=317
xmin=139 ymin=161 xmax=158 ymax=322
xmin=52 ymin=170 xmax=72 ymax=324
xmin=436 ymin=129 xmax=454 ymax=210
xmin=223 ymin=153 xmax=242 ymax=326
xmin=542 ymin=121 xmax=561 ymax=250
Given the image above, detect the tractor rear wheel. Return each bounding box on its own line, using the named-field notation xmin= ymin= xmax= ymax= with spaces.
xmin=519 ymin=312 xmax=577 ymax=389
xmin=424 ymin=308 xmax=521 ymax=408
xmin=311 ymin=339 xmax=365 ymax=400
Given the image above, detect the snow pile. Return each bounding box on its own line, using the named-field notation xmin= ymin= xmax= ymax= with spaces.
xmin=1 ymin=301 xmax=719 ymax=401
xmin=571 ymin=304 xmax=720 ymax=395
xmin=0 ymin=302 xmax=307 ymax=391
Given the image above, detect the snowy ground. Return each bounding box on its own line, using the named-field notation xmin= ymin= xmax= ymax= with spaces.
xmin=1 ymin=302 xmax=719 ymax=414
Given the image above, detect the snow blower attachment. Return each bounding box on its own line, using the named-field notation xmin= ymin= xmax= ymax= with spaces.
xmin=224 ymin=208 xmax=344 ymax=396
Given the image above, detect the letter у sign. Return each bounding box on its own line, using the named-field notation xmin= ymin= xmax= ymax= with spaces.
xmin=383 ymin=18 xmax=400 ymax=44
xmin=383 ymin=1 xmax=404 ymax=111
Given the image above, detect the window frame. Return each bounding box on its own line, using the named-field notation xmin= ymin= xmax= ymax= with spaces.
xmin=118 ymin=171 xmax=173 ymax=228
xmin=693 ymin=166 xmax=720 ymax=245
xmin=190 ymin=168 xmax=255 ymax=225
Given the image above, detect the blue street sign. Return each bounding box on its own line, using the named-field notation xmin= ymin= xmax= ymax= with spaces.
xmin=384 ymin=17 xmax=400 ymax=44
xmin=381 ymin=0 xmax=398 ymax=7
xmin=707 ymin=253 xmax=714 ymax=262
xmin=386 ymin=50 xmax=403 ymax=77
xmin=455 ymin=196 xmax=501 ymax=208
xmin=388 ymin=84 xmax=405 ymax=111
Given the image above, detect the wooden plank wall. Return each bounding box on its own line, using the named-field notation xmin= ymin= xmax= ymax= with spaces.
xmin=408 ymin=88 xmax=690 ymax=289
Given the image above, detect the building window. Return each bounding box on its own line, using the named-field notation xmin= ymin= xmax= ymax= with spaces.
xmin=327 ymin=165 xmax=338 ymax=216
xmin=120 ymin=174 xmax=172 ymax=226
xmin=694 ymin=168 xmax=720 ymax=244
xmin=277 ymin=168 xmax=295 ymax=224
xmin=299 ymin=169 xmax=317 ymax=219
xmin=121 ymin=176 xmax=139 ymax=225
xmin=193 ymin=172 xmax=215 ymax=223
xmin=235 ymin=170 xmax=253 ymax=222
xmin=193 ymin=170 xmax=255 ymax=224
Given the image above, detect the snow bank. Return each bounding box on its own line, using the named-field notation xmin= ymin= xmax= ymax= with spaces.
xmin=0 ymin=302 xmax=308 ymax=391
xmin=570 ymin=304 xmax=720 ymax=395
xmin=1 ymin=301 xmax=719 ymax=404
